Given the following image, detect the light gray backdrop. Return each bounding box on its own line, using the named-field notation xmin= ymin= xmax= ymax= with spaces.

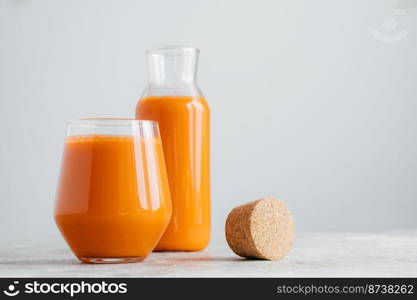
xmin=1 ymin=0 xmax=416 ymax=240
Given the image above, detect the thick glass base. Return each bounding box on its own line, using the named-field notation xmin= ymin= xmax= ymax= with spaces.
xmin=80 ymin=256 xmax=145 ymax=264
xmin=154 ymin=233 xmax=210 ymax=252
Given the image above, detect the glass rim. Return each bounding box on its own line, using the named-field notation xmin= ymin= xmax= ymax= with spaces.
xmin=68 ymin=118 xmax=158 ymax=127
xmin=146 ymin=46 xmax=200 ymax=54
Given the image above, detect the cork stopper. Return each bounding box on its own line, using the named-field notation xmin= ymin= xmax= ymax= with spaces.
xmin=225 ymin=197 xmax=295 ymax=261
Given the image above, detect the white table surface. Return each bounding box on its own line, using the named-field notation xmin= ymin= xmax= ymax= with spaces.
xmin=1 ymin=231 xmax=416 ymax=277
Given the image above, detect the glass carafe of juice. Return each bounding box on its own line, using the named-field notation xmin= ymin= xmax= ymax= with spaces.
xmin=136 ymin=46 xmax=210 ymax=251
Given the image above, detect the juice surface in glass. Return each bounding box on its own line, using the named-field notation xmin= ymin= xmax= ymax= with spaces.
xmin=136 ymin=95 xmax=210 ymax=251
xmin=54 ymin=132 xmax=171 ymax=263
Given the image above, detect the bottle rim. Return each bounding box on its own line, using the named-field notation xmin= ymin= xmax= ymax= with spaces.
xmin=146 ymin=46 xmax=200 ymax=54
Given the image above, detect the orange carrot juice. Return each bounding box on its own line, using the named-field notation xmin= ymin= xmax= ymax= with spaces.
xmin=136 ymin=96 xmax=210 ymax=251
xmin=54 ymin=135 xmax=171 ymax=263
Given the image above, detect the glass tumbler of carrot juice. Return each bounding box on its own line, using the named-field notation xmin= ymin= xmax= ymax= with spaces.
xmin=54 ymin=119 xmax=172 ymax=263
xmin=136 ymin=46 xmax=210 ymax=251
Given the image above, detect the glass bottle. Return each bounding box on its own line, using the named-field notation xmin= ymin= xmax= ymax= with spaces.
xmin=136 ymin=46 xmax=210 ymax=251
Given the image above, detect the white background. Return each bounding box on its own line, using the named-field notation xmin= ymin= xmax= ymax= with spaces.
xmin=0 ymin=0 xmax=416 ymax=240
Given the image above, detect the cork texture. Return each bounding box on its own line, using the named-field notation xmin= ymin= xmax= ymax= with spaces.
xmin=225 ymin=197 xmax=295 ymax=260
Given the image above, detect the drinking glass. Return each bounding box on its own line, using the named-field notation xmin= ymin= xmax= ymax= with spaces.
xmin=54 ymin=119 xmax=172 ymax=263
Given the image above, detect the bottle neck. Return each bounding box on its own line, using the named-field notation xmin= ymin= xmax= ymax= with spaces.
xmin=146 ymin=47 xmax=199 ymax=87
